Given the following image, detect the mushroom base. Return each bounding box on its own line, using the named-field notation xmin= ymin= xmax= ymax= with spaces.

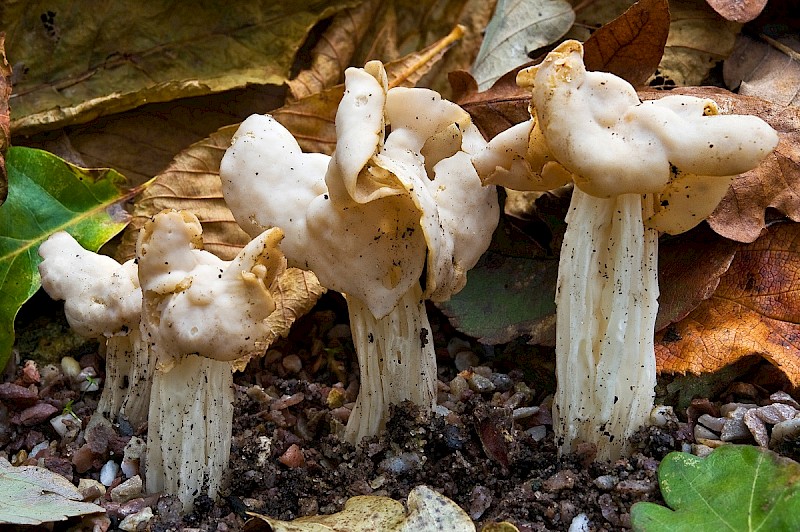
xmin=553 ymin=188 xmax=658 ymax=461
xmin=343 ymin=283 xmax=437 ymax=445
xmin=94 ymin=329 xmax=153 ymax=428
xmin=144 ymin=354 xmax=234 ymax=512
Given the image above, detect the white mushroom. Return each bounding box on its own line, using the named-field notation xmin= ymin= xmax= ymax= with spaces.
xmin=38 ymin=232 xmax=151 ymax=428
xmin=472 ymin=40 xmax=778 ymax=460
xmin=137 ymin=210 xmax=285 ymax=511
xmin=220 ymin=60 xmax=499 ymax=445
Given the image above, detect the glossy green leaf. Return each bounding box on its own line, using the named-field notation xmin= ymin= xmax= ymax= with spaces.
xmin=631 ymin=445 xmax=800 ymax=531
xmin=4 ymin=0 xmax=358 ymax=135
xmin=0 ymin=146 xmax=133 ymax=367
xmin=0 ymin=457 xmax=103 ymax=524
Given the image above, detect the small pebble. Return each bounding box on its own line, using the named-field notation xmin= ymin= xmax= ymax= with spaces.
xmin=61 ymin=356 xmax=81 ymax=381
xmin=697 ymin=414 xmax=725 ymax=433
xmin=118 ymin=507 xmax=153 ymax=532
xmin=526 ymin=425 xmax=547 ymax=442
xmin=122 ymin=437 xmax=146 ymax=478
xmin=543 ymin=470 xmax=577 ymax=492
xmin=771 ymin=418 xmax=800 ymax=447
xmin=111 ymin=475 xmax=143 ymax=503
xmin=649 ymin=405 xmax=676 ymax=427
xmin=454 ymin=350 xmax=480 ymax=371
xmin=0 ymin=383 xmax=38 ymax=406
xmin=468 ymin=485 xmax=492 ymax=520
xmin=50 ymin=413 xmax=81 ymax=438
xmin=743 ymin=409 xmax=769 ymax=447
xmin=692 ymin=444 xmax=715 ymax=457
xmin=694 ymin=424 xmax=719 ymax=441
xmin=512 ymin=406 xmax=540 ymax=420
xmin=720 ymin=402 xmax=757 ymax=417
xmin=279 ymin=444 xmax=305 ymax=468
xmin=326 ymin=387 xmax=346 ymax=409
xmin=100 ymin=460 xmax=120 ymax=486
xmin=14 ymin=402 xmax=59 ymax=427
xmin=615 ymin=479 xmax=656 ymax=495
xmin=282 ymin=354 xmax=303 ymax=374
xmin=568 ymin=513 xmax=590 ymax=532
xmin=378 ymin=452 xmax=422 ymax=475
xmin=29 ymin=440 xmax=50 ymax=459
xmin=489 ymin=373 xmax=513 ymax=392
xmin=593 ymin=475 xmax=618 ymax=491
xmin=78 ymin=478 xmax=106 ymax=502
xmin=755 ymin=403 xmax=798 ymax=425
xmin=721 ymin=407 xmax=754 ymax=441
xmin=467 ymin=373 xmax=495 ymax=394
xmin=770 ymin=391 xmax=800 ymax=410
xmin=449 ymin=375 xmax=470 ymax=399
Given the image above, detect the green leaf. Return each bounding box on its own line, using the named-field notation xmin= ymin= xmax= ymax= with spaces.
xmin=631 ymin=445 xmax=800 ymax=532
xmin=0 ymin=457 xmax=103 ymax=524
xmin=4 ymin=0 xmax=359 ymax=136
xmin=0 ymin=146 xmax=133 ymax=368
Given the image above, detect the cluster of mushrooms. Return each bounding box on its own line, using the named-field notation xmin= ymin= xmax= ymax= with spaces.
xmin=38 ymin=39 xmax=777 ymax=510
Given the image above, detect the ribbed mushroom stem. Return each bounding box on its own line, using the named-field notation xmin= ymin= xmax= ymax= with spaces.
xmin=553 ymin=188 xmax=658 ymax=461
xmin=145 ymin=355 xmax=234 ymax=512
xmin=343 ymin=282 xmax=437 ymax=445
xmin=94 ymin=329 xmax=153 ymax=428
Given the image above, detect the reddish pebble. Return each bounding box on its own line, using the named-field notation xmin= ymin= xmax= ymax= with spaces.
xmin=278 ymin=444 xmax=305 ymax=468
xmin=12 ymin=402 xmax=58 ymax=426
xmin=0 ymin=383 xmax=38 ymax=407
xmin=21 ymin=360 xmax=41 ymax=385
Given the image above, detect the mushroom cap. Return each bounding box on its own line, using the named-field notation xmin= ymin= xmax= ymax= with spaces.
xmin=221 ymin=62 xmax=499 ymax=319
xmin=38 ymin=231 xmax=141 ymax=338
xmin=475 ymin=39 xmax=778 ymax=235
xmin=137 ymin=210 xmax=283 ymax=362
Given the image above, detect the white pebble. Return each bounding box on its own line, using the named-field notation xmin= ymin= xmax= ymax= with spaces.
xmin=100 ymin=460 xmax=120 ymax=486
xmin=568 ymin=513 xmax=590 ymax=532
xmin=60 ymin=356 xmax=81 ymax=381
xmin=30 ymin=441 xmax=50 ymax=458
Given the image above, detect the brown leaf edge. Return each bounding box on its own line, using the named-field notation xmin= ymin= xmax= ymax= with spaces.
xmin=583 ymin=0 xmax=671 ymax=86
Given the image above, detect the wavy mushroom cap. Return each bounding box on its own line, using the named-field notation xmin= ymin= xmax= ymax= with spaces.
xmin=137 ymin=210 xmax=283 ymax=362
xmin=39 ymin=232 xmax=141 ymax=338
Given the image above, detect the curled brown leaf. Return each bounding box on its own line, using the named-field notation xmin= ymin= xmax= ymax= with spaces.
xmin=583 ymin=0 xmax=671 ymax=86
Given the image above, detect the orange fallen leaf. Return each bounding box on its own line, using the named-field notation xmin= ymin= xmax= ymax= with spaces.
xmin=656 ymin=222 xmax=800 ymax=387
xmin=583 ymin=0 xmax=671 ymax=86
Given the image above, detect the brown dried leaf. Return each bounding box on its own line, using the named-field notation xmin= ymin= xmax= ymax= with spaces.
xmin=650 ymin=0 xmax=741 ymax=86
xmin=723 ymin=34 xmax=800 ymax=107
xmin=655 ymin=224 xmax=739 ymax=331
xmin=0 ymin=33 xmax=10 ymax=201
xmin=288 ymin=0 xmax=380 ymax=101
xmin=583 ymin=0 xmax=670 ymax=86
xmin=352 ymin=0 xmax=496 ymax=97
xmin=706 ymin=0 xmax=768 ymax=23
xmin=656 ymin=222 xmax=800 ymax=387
xmin=117 ymin=125 xmax=242 ymax=262
xmin=19 ymin=86 xmax=286 ymax=187
xmin=450 ymin=68 xmax=530 ymax=141
xmin=117 ymin=30 xmax=465 ymax=261
xmin=641 ymin=87 xmax=800 ymax=244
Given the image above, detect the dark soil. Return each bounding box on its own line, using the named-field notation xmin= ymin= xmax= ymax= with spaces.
xmin=0 ymin=292 xmax=743 ymax=531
